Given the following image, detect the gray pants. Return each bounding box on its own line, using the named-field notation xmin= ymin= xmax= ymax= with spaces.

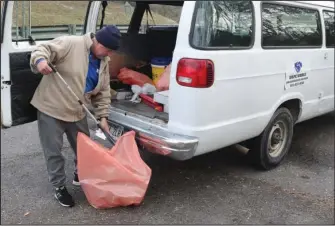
xmin=37 ymin=110 xmax=90 ymax=188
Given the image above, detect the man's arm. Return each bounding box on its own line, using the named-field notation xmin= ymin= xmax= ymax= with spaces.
xmin=91 ymin=68 xmax=111 ymax=121
xmin=30 ymin=36 xmax=71 ymax=74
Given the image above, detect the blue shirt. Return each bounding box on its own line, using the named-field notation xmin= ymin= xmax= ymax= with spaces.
xmin=85 ymin=52 xmax=101 ymax=93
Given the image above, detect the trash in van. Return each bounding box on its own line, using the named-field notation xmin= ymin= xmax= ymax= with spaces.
xmin=156 ymin=64 xmax=171 ymax=92
xmin=140 ymin=94 xmax=164 ymax=112
xmin=117 ymin=68 xmax=154 ymax=87
xmin=130 ymin=84 xmax=156 ymax=103
xmin=77 ymin=131 xmax=152 ymax=209
xmin=111 ymin=89 xmax=133 ymax=101
xmin=130 ymin=85 xmax=142 ymax=103
xmin=151 ymin=57 xmax=172 ymax=85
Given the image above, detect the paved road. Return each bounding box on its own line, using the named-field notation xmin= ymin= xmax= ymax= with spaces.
xmin=1 ymin=113 xmax=334 ymax=224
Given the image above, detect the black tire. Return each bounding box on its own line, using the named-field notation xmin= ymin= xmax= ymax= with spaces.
xmin=247 ymin=107 xmax=294 ymax=170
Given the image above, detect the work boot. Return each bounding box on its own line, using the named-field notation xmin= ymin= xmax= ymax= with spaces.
xmin=54 ymin=186 xmax=75 ymax=207
xmin=72 ymin=172 xmax=80 ymax=186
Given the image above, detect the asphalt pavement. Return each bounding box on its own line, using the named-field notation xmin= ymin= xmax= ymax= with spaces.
xmin=1 ymin=113 xmax=334 ymax=224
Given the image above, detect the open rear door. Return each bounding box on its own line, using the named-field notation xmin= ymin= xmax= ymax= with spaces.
xmin=1 ymin=1 xmax=91 ymax=128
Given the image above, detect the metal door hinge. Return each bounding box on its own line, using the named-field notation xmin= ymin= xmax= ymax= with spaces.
xmin=2 ymin=81 xmax=12 ymax=85
xmin=1 ymin=81 xmax=12 ymax=89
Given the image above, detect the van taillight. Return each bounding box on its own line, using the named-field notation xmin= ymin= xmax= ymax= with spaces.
xmin=176 ymin=58 xmax=214 ymax=88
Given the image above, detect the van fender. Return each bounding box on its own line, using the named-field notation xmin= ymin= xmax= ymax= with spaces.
xmin=261 ymin=92 xmax=304 ymax=133
xmin=272 ymin=92 xmax=303 ymax=114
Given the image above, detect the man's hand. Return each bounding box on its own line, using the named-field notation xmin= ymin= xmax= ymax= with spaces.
xmin=99 ymin=117 xmax=110 ymax=133
xmin=36 ymin=60 xmax=53 ymax=75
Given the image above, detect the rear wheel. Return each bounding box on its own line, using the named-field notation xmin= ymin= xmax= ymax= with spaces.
xmin=247 ymin=107 xmax=294 ymax=170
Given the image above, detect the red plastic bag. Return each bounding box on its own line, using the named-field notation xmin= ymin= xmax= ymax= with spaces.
xmin=117 ymin=68 xmax=154 ymax=87
xmin=77 ymin=131 xmax=152 ymax=209
xmin=156 ymin=64 xmax=171 ymax=91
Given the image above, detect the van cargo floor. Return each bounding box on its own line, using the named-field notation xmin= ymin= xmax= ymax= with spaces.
xmin=110 ymin=100 xmax=169 ymax=122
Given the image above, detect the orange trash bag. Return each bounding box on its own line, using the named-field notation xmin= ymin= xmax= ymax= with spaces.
xmin=117 ymin=67 xmax=154 ymax=87
xmin=77 ymin=131 xmax=152 ymax=209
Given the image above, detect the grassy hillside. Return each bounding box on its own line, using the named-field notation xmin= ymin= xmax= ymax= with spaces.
xmin=149 ymin=4 xmax=182 ymax=23
xmin=12 ymin=1 xmax=180 ymax=28
xmin=13 ymin=1 xmax=89 ymax=26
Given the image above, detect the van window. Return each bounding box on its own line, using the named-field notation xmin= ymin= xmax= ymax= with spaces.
xmin=96 ymin=1 xmax=133 ymax=33
xmin=12 ymin=1 xmax=89 ymax=42
xmin=323 ymin=10 xmax=335 ymax=48
xmin=190 ymin=1 xmax=254 ymax=49
xmin=261 ymin=3 xmax=322 ymax=48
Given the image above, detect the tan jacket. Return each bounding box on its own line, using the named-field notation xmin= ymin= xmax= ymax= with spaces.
xmin=30 ymin=33 xmax=111 ymax=122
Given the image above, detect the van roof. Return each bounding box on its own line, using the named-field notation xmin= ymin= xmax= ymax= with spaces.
xmin=297 ymin=1 xmax=334 ymax=9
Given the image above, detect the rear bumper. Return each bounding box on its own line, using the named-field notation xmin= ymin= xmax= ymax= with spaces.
xmin=107 ymin=106 xmax=199 ymax=161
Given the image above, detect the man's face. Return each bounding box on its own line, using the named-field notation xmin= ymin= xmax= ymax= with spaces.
xmin=93 ymin=42 xmax=112 ymax=59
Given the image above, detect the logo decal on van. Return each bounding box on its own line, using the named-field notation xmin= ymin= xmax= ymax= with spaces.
xmin=294 ymin=61 xmax=303 ymax=73
xmin=285 ymin=61 xmax=308 ymax=90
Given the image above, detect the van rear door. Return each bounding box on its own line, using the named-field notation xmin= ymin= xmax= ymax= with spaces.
xmin=1 ymin=1 xmax=91 ymax=128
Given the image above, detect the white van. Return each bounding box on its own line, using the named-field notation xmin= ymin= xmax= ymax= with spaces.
xmin=1 ymin=1 xmax=334 ymax=170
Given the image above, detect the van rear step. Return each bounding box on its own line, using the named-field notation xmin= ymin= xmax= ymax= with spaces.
xmin=110 ymin=100 xmax=169 ymax=122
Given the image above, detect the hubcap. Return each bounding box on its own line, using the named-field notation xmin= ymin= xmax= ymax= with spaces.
xmin=267 ymin=120 xmax=288 ymax=158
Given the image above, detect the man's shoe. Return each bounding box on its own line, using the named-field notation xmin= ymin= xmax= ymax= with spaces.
xmin=54 ymin=186 xmax=75 ymax=207
xmin=72 ymin=173 xmax=80 ymax=186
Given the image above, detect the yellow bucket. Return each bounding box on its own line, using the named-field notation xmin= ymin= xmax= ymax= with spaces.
xmin=151 ymin=57 xmax=172 ymax=85
xmin=151 ymin=64 xmax=166 ymax=85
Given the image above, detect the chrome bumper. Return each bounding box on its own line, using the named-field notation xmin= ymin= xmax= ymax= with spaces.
xmin=107 ymin=106 xmax=199 ymax=161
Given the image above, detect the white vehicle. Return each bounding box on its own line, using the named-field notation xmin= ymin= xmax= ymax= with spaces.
xmin=1 ymin=1 xmax=334 ymax=170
